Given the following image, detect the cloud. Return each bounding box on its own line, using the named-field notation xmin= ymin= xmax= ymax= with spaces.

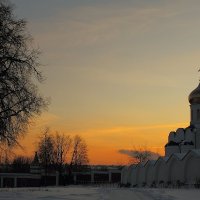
xmin=86 ymin=122 xmax=188 ymax=134
xmin=118 ymin=149 xmax=160 ymax=160
xmin=30 ymin=3 xmax=179 ymax=51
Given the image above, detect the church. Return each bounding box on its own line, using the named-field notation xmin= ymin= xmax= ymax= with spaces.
xmin=121 ymin=81 xmax=200 ymax=187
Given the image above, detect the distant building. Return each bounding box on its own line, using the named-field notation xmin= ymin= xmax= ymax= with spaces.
xmin=0 ymin=153 xmax=122 ymax=187
xmin=73 ymin=165 xmax=122 ymax=184
xmin=0 ymin=152 xmax=58 ymax=188
xmin=122 ymin=81 xmax=200 ymax=187
xmin=30 ymin=152 xmax=41 ymax=174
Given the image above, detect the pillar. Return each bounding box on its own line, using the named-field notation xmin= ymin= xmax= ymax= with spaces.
xmin=14 ymin=177 xmax=17 ymax=188
xmin=91 ymin=172 xmax=94 ymax=183
xmin=56 ymin=171 xmax=59 ymax=186
xmin=73 ymin=174 xmax=77 ymax=184
xmin=109 ymin=171 xmax=112 ymax=183
xmin=1 ymin=177 xmax=3 ymax=188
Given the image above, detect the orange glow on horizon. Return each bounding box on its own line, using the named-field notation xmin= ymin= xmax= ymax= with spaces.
xmin=12 ymin=113 xmax=188 ymax=165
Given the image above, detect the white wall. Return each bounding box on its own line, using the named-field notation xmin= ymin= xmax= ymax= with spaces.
xmin=184 ymin=156 xmax=200 ymax=184
xmin=175 ymin=128 xmax=185 ymax=143
xmin=181 ymin=145 xmax=194 ymax=153
xmin=165 ymin=146 xmax=180 ymax=157
xmin=154 ymin=159 xmax=168 ymax=184
xmin=196 ymin=130 xmax=200 ymax=149
xmin=168 ymin=158 xmax=184 ymax=183
xmin=190 ymin=104 xmax=200 ymax=128
xmin=137 ymin=166 xmax=145 ymax=186
xmin=145 ymin=164 xmax=155 ymax=186
xmin=121 ymin=166 xmax=128 ymax=185
xmin=168 ymin=132 xmax=175 ymax=142
xmin=121 ymin=147 xmax=200 ymax=187
xmin=130 ymin=167 xmax=137 ymax=186
xmin=185 ymin=128 xmax=195 ymax=143
xmin=127 ymin=165 xmax=135 ymax=184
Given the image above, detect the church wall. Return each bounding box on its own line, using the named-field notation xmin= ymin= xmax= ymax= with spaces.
xmin=175 ymin=128 xmax=185 ymax=142
xmin=145 ymin=164 xmax=155 ymax=186
xmin=190 ymin=104 xmax=200 ymax=128
xmin=137 ymin=166 xmax=145 ymax=186
xmin=121 ymin=152 xmax=200 ymax=187
xmin=157 ymin=162 xmax=168 ymax=184
xmin=165 ymin=146 xmax=180 ymax=157
xmin=181 ymin=145 xmax=194 ymax=153
xmin=143 ymin=162 xmax=151 ymax=184
xmin=154 ymin=159 xmax=168 ymax=184
xmin=168 ymin=158 xmax=184 ymax=184
xmin=196 ymin=131 xmax=200 ymax=149
xmin=130 ymin=166 xmax=137 ymax=186
xmin=168 ymin=132 xmax=175 ymax=142
xmin=184 ymin=155 xmax=200 ymax=184
xmin=127 ymin=165 xmax=135 ymax=184
xmin=185 ymin=129 xmax=194 ymax=143
xmin=135 ymin=164 xmax=142 ymax=186
xmin=121 ymin=153 xmax=200 ymax=187
xmin=121 ymin=166 xmax=128 ymax=185
xmin=154 ymin=159 xmax=162 ymax=183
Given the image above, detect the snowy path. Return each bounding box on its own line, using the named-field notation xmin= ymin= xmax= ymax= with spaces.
xmin=0 ymin=186 xmax=200 ymax=200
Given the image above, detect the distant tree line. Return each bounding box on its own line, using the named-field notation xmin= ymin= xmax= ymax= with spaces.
xmin=37 ymin=128 xmax=89 ymax=173
xmin=0 ymin=128 xmax=89 ymax=185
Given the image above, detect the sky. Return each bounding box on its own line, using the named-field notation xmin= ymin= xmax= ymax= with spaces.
xmin=11 ymin=0 xmax=200 ymax=164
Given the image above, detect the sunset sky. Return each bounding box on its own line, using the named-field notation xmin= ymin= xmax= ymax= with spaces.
xmin=13 ymin=0 xmax=200 ymax=164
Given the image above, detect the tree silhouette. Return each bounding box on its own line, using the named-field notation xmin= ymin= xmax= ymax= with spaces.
xmin=37 ymin=128 xmax=54 ymax=186
xmin=54 ymin=132 xmax=72 ymax=171
xmin=12 ymin=156 xmax=31 ymax=173
xmin=0 ymin=0 xmax=47 ymax=145
xmin=70 ymin=135 xmax=89 ymax=171
xmin=37 ymin=128 xmax=54 ymax=168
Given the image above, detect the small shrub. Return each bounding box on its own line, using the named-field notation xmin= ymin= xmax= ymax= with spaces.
xmin=176 ymin=180 xmax=181 ymax=188
xmin=125 ymin=183 xmax=131 ymax=187
xmin=159 ymin=180 xmax=164 ymax=187
xmin=195 ymin=178 xmax=200 ymax=188
xmin=151 ymin=180 xmax=156 ymax=188
xmin=132 ymin=184 xmax=137 ymax=188
xmin=166 ymin=181 xmax=172 ymax=188
xmin=142 ymin=182 xmax=146 ymax=187
xmin=176 ymin=180 xmax=185 ymax=188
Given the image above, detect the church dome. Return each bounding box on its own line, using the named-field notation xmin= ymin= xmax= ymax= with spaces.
xmin=189 ymin=83 xmax=200 ymax=104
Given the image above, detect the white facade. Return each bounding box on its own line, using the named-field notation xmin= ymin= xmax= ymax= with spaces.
xmin=121 ymin=82 xmax=200 ymax=187
xmin=145 ymin=161 xmax=155 ymax=186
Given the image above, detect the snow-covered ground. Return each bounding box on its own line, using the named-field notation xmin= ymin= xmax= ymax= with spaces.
xmin=0 ymin=186 xmax=200 ymax=200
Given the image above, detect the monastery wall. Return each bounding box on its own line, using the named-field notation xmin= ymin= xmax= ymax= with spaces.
xmin=121 ymin=150 xmax=200 ymax=187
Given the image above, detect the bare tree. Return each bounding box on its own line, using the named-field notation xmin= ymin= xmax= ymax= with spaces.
xmin=119 ymin=146 xmax=160 ymax=164
xmin=54 ymin=132 xmax=72 ymax=170
xmin=0 ymin=143 xmax=14 ymax=164
xmin=12 ymin=155 xmax=31 ymax=172
xmin=37 ymin=128 xmax=54 ymax=186
xmin=0 ymin=0 xmax=47 ymax=145
xmin=131 ymin=148 xmax=151 ymax=164
xmin=70 ymin=135 xmax=89 ymax=170
xmin=37 ymin=128 xmax=54 ymax=167
xmin=53 ymin=133 xmax=72 ymax=185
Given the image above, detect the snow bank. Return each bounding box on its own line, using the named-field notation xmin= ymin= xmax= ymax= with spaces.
xmin=0 ymin=186 xmax=200 ymax=200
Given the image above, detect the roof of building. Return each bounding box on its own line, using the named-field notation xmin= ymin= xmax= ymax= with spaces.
xmin=189 ymin=83 xmax=200 ymax=104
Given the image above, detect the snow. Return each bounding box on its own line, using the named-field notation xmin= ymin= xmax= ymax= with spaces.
xmin=0 ymin=186 xmax=200 ymax=200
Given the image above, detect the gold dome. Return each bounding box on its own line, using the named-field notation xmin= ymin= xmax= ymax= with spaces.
xmin=189 ymin=83 xmax=200 ymax=104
